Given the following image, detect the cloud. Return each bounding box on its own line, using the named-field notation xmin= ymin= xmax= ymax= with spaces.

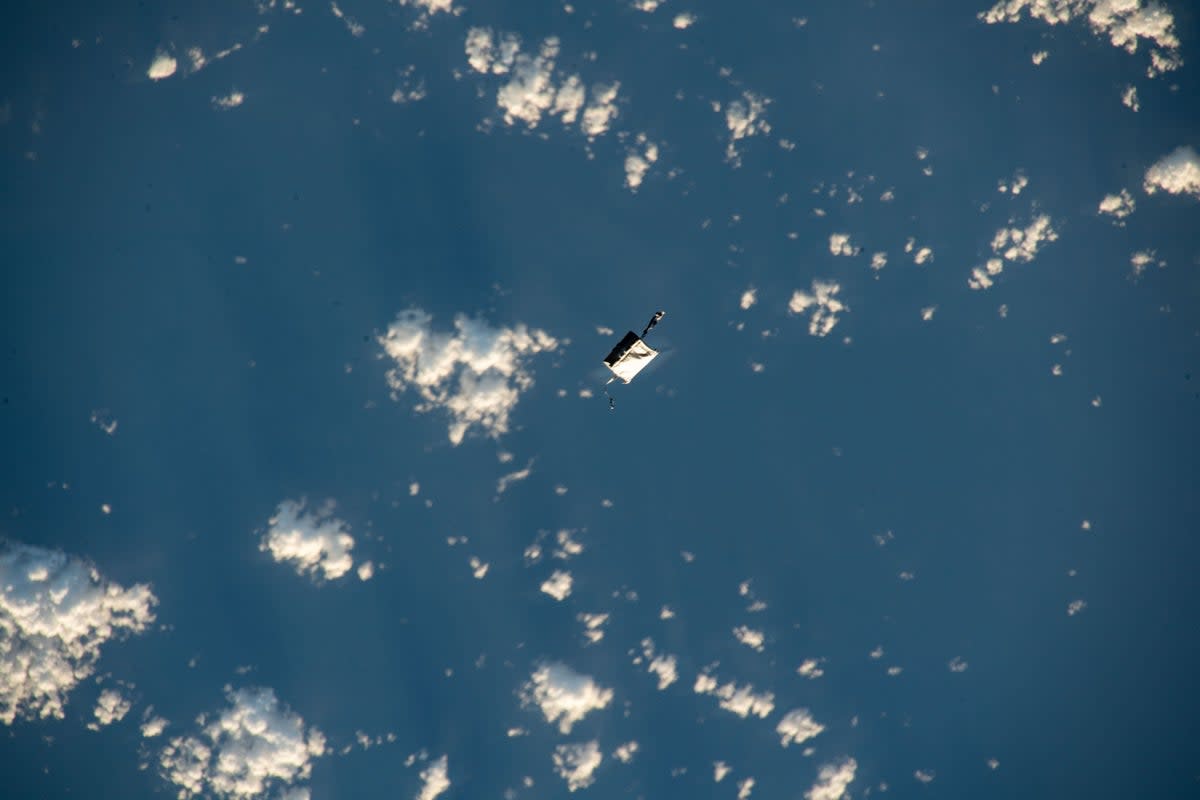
xmin=88 ymin=687 xmax=132 ymax=730
xmin=969 ymin=215 xmax=1058 ymax=290
xmin=828 ymin=233 xmax=859 ymax=257
xmin=540 ymin=570 xmax=573 ymax=601
xmin=147 ymin=49 xmax=178 ymax=80
xmin=737 ymin=777 xmax=756 ymax=799
xmin=870 ymin=252 xmax=887 ymax=271
xmin=637 ymin=638 xmax=679 ymax=689
xmin=142 ymin=710 xmax=169 ymax=738
xmin=788 ymin=281 xmax=848 ymax=337
xmin=733 ymin=625 xmax=765 ymax=652
xmin=693 ymin=671 xmax=775 ymax=719
xmin=465 ymin=29 xmax=619 ymax=139
xmin=624 ymin=133 xmax=659 ymax=191
xmin=553 ymin=741 xmax=602 ymax=792
xmin=416 ymin=755 xmax=450 ymax=800
xmin=724 ymin=91 xmax=770 ymax=166
xmin=979 ymin=0 xmax=1182 ymax=77
xmin=0 ymin=542 xmax=157 ymax=725
xmin=1143 ymin=146 xmax=1200 ymax=198
xmin=796 ymin=658 xmax=825 ymax=679
xmin=158 ymin=686 xmax=325 ymax=800
xmin=577 ymin=612 xmax=608 ymax=644
xmin=998 ymin=171 xmax=1029 ymax=194
xmin=948 ymin=656 xmax=969 ymax=672
xmin=739 ymin=287 xmax=757 ymax=310
xmin=260 ymin=498 xmax=355 ymax=582
xmin=1098 ymin=189 xmax=1136 ymax=223
xmin=777 ymin=708 xmax=825 ymax=747
xmin=379 ymin=308 xmax=558 ymax=446
xmin=1067 ymin=599 xmax=1087 ymax=615
xmin=674 ymin=13 xmax=697 ymax=28
xmin=520 ymin=663 xmax=613 ymax=734
xmin=612 ymin=741 xmax=638 ymax=763
xmin=90 ymin=409 xmax=118 ymax=435
xmin=806 ymin=757 xmax=857 ymax=800
xmin=211 ymin=91 xmax=245 ymax=110
xmin=632 ymin=0 xmax=664 ymax=10
xmin=914 ymin=769 xmax=936 ymax=783
xmin=329 ymin=2 xmax=365 ymax=37
xmin=1122 ymin=84 xmax=1140 ymax=111
xmin=497 ymin=459 xmax=534 ymax=495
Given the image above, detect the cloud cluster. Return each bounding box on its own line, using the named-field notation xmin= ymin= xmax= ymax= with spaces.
xmin=1098 ymin=189 xmax=1136 ymax=223
xmin=540 ymin=570 xmax=573 ymax=601
xmin=0 ymin=542 xmax=157 ymax=725
xmin=724 ymin=92 xmax=770 ymax=166
xmin=465 ymin=29 xmax=620 ymax=139
xmin=520 ymin=663 xmax=613 ymax=734
xmin=776 ymin=708 xmax=824 ymax=747
xmin=693 ymin=672 xmax=775 ymax=719
xmin=1143 ymin=146 xmax=1200 ymax=198
xmin=828 ymin=233 xmax=859 ymax=257
xmin=416 ymin=755 xmax=451 ymax=800
xmin=789 ymin=281 xmax=849 ymax=337
xmin=260 ymin=498 xmax=357 ymax=582
xmin=89 ymin=687 xmax=133 ymax=730
xmin=553 ymin=741 xmax=603 ymax=791
xmin=980 ymin=0 xmax=1182 ymax=77
xmin=378 ymin=308 xmax=558 ymax=445
xmin=969 ymin=214 xmax=1058 ymax=290
xmin=624 ymin=133 xmax=660 ymax=192
xmin=636 ymin=638 xmax=679 ymax=689
xmin=806 ymin=757 xmax=857 ymax=800
xmin=158 ymin=686 xmax=325 ymax=800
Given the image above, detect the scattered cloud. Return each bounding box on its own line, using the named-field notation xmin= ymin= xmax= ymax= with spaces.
xmin=0 ymin=542 xmax=157 ymax=725
xmin=142 ymin=710 xmax=169 ymax=738
xmin=636 ymin=638 xmax=679 ymax=689
xmin=147 ymin=49 xmax=178 ymax=80
xmin=497 ymin=459 xmax=534 ymax=495
xmin=416 ymin=755 xmax=450 ymax=800
xmin=158 ymin=686 xmax=325 ymax=800
xmin=357 ymin=561 xmax=375 ymax=581
xmin=632 ymin=0 xmax=664 ymax=10
xmin=540 ymin=570 xmax=573 ymax=601
xmin=714 ymin=761 xmax=732 ymax=782
xmin=329 ymin=2 xmax=365 ymax=37
xmin=90 ymin=409 xmax=118 ymax=435
xmin=378 ymin=308 xmax=558 ymax=446
xmin=577 ymin=612 xmax=609 ymax=644
xmin=828 ymin=233 xmax=859 ymax=256
xmin=732 ymin=625 xmax=765 ymax=652
xmin=948 ymin=656 xmax=969 ymax=672
xmin=998 ymin=171 xmax=1029 ymax=195
xmin=1031 ymin=49 xmax=1049 ymax=64
xmin=969 ymin=214 xmax=1058 ymax=290
xmin=624 ymin=133 xmax=659 ymax=191
xmin=1143 ymin=146 xmax=1200 ymax=198
xmin=777 ymin=708 xmax=825 ymax=747
xmin=674 ymin=12 xmax=697 ymax=29
xmin=737 ymin=776 xmax=756 ymax=799
xmin=723 ymin=91 xmax=770 ymax=166
xmin=796 ymin=658 xmax=825 ymax=679
xmin=914 ymin=769 xmax=936 ymax=783
xmin=612 ymin=741 xmax=638 ymax=763
xmin=740 ymin=287 xmax=758 ymax=310
xmin=1129 ymin=248 xmax=1164 ymax=279
xmin=788 ymin=280 xmax=848 ymax=337
xmin=520 ymin=663 xmax=613 ymax=734
xmin=979 ymin=0 xmax=1182 ymax=77
xmin=693 ymin=671 xmax=774 ymax=719
xmin=1122 ymin=84 xmax=1140 ymax=111
xmin=1067 ymin=599 xmax=1087 ymax=616
xmin=211 ymin=90 xmax=245 ymax=110
xmin=553 ymin=741 xmax=602 ymax=792
xmin=870 ymin=251 xmax=887 ymax=271
xmin=1098 ymin=189 xmax=1135 ymax=223
xmin=88 ymin=687 xmax=132 ymax=731
xmin=465 ymin=29 xmax=619 ymax=138
xmin=806 ymin=757 xmax=857 ymax=800
xmin=260 ymin=498 xmax=356 ymax=582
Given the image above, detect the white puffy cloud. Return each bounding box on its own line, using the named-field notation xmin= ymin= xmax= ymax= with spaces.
xmin=158 ymin=686 xmax=325 ymax=800
xmin=142 ymin=711 xmax=169 ymax=738
xmin=948 ymin=656 xmax=969 ymax=672
xmin=416 ymin=755 xmax=450 ymax=800
xmin=998 ymin=171 xmax=1029 ymax=194
xmin=465 ymin=29 xmax=620 ymax=139
xmin=329 ymin=2 xmax=365 ymax=37
xmin=776 ymin=708 xmax=825 ymax=747
xmin=732 ymin=625 xmax=765 ymax=652
xmin=828 ymin=232 xmax=858 ymax=256
xmin=739 ymin=287 xmax=757 ymax=310
xmin=612 ymin=741 xmax=638 ymax=763
xmin=796 ymin=658 xmax=825 ymax=679
xmin=737 ymin=777 xmax=756 ymax=799
xmin=632 ymin=0 xmax=664 ymax=10
xmin=806 ymin=757 xmax=857 ymax=800
xmin=789 ymin=281 xmax=848 ymax=337
xmin=88 ymin=687 xmax=132 ymax=730
xmin=674 ymin=13 xmax=697 ymax=28
xmin=1143 ymin=146 xmax=1200 ymax=198
xmin=870 ymin=251 xmax=887 ymax=271
xmin=1122 ymin=84 xmax=1140 ymax=111
xmin=1098 ymin=189 xmax=1136 ymax=223
xmin=0 ymin=542 xmax=157 ymax=725
xmin=624 ymin=133 xmax=659 ymax=191
xmin=969 ymin=215 xmax=1058 ymax=290
xmin=397 ymin=0 xmax=457 ymax=25
xmin=260 ymin=498 xmax=355 ymax=582
xmin=378 ymin=308 xmax=558 ymax=446
xmin=637 ymin=638 xmax=679 ymax=689
xmin=979 ymin=0 xmax=1182 ymax=77
xmin=577 ymin=612 xmax=609 ymax=644
xmin=553 ymin=741 xmax=602 ymax=792
xmin=1067 ymin=599 xmax=1087 ymax=615
xmin=693 ymin=672 xmax=774 ymax=719
xmin=913 ymin=246 xmax=934 ymax=265
xmin=540 ymin=570 xmax=573 ymax=601
xmin=147 ymin=49 xmax=178 ymax=80
xmin=212 ymin=91 xmax=246 ymax=110
xmin=724 ymin=91 xmax=770 ymax=166
xmin=914 ymin=769 xmax=936 ymax=783
xmin=520 ymin=663 xmax=613 ymax=734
